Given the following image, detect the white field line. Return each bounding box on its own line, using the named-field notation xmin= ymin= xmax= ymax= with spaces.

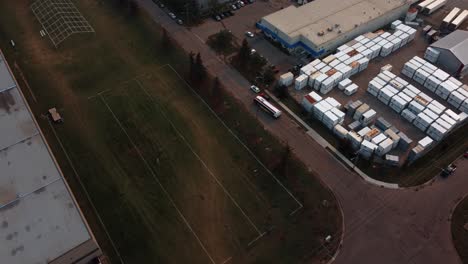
xmin=164 ymin=64 xmax=303 ymax=215
xmin=220 ymin=256 xmax=232 ymax=264
xmin=98 ymin=94 xmax=217 ymax=264
xmin=247 ymin=232 xmax=267 ymax=247
xmin=135 ymin=79 xmax=263 ymax=236
xmin=47 ymin=120 xmax=125 ymax=264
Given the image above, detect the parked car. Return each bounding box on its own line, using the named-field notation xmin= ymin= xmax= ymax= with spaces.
xmin=245 ymin=31 xmax=254 ymax=38
xmin=158 ymin=2 xmax=165 ymax=8
xmin=219 ymin=13 xmax=225 ymax=19
xmin=235 ymin=3 xmax=242 ymax=8
xmin=250 ymin=48 xmax=256 ymax=54
xmin=228 ymin=10 xmax=235 ymax=16
xmin=464 ymin=151 xmax=468 ymax=158
xmin=213 ymin=15 xmax=221 ymax=21
xmin=239 ymin=1 xmax=245 ymax=7
xmin=176 ymin=19 xmax=183 ymax=25
xmin=250 ymin=85 xmax=260 ymax=93
xmin=441 ymin=164 xmax=457 ymax=178
xmin=168 ymin=12 xmax=176 ymax=19
xmin=223 ymin=11 xmax=231 ymax=17
xmin=247 ymin=0 xmax=254 ymax=3
xmin=231 ymin=4 xmax=237 ymax=10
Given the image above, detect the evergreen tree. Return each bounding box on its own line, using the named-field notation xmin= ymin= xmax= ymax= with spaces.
xmin=237 ymin=39 xmax=251 ymax=66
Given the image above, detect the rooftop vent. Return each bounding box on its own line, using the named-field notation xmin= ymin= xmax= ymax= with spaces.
xmin=317 ymin=31 xmax=325 ymax=36
xmin=327 ymin=27 xmax=333 ymax=32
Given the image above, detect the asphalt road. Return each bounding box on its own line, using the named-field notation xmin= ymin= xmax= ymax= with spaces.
xmin=136 ymin=1 xmax=468 ymax=263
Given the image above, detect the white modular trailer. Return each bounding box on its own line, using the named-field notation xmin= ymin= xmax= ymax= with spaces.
xmin=345 ymin=84 xmax=358 ymax=96
xmin=280 ymin=72 xmax=294 ymax=86
xmin=435 ymin=118 xmax=453 ymax=131
xmin=334 ymin=124 xmax=349 ymax=139
xmin=371 ymin=133 xmax=388 ymax=145
xmin=308 ymin=72 xmax=323 ymax=87
xmin=413 ymin=68 xmax=431 ymax=85
xmin=376 ymin=138 xmax=394 ymax=156
xmin=424 ymin=75 xmax=442 ymax=92
xmin=448 ymin=90 xmax=466 ymax=108
xmin=314 ymin=73 xmax=328 ymax=90
xmin=436 ymin=80 xmax=459 ymax=100
xmin=442 ymin=7 xmax=460 ymax=27
xmin=322 ymin=111 xmax=341 ymax=129
xmin=330 ymin=107 xmax=345 ymax=123
xmin=391 ymin=20 xmax=403 ymax=29
xmin=402 ymin=108 xmax=418 ymax=122
xmin=302 ymin=92 xmax=323 ymax=112
xmin=367 ymin=79 xmax=384 ymax=96
xmin=445 ymin=109 xmax=461 ymax=122
xmin=360 ymin=140 xmax=378 ymax=159
xmin=320 ymin=77 xmax=335 ymax=94
xmin=402 ymin=61 xmax=419 ymax=78
xmin=418 ymin=0 xmax=437 ymax=11
xmin=384 ymin=129 xmax=400 ymax=148
xmin=425 ymin=0 xmax=447 ymax=15
xmin=378 ymin=85 xmax=398 ymax=105
xmin=389 ymin=94 xmax=408 ymax=113
xmin=418 ymin=136 xmax=434 ymax=149
xmin=357 ymin=126 xmax=371 ymax=137
xmin=449 ymin=10 xmax=468 ymax=30
xmin=347 ymin=131 xmax=363 ymax=149
xmin=313 ymin=100 xmax=334 ymax=120
xmin=427 ymin=122 xmax=447 ymax=141
xmin=413 ymin=112 xmax=434 ymax=131
xmin=354 ymin=103 xmax=370 ymax=120
xmin=338 ymin=78 xmax=352 ymax=90
xmin=295 ymin=74 xmax=309 ymax=90
xmin=427 ymin=100 xmax=446 ymax=115
xmin=324 ymin=97 xmax=342 ymax=108
xmin=408 ymin=100 xmax=426 ymax=114
xmin=424 ymin=47 xmax=440 ymax=63
xmin=423 ymin=108 xmax=440 ymax=121
xmin=360 ymin=109 xmax=377 ymax=125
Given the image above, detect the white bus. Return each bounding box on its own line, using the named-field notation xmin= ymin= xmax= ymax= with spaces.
xmin=254 ymin=96 xmax=282 ymax=118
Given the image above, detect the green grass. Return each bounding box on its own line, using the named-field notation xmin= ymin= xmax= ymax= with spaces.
xmin=452 ymin=195 xmax=468 ymax=264
xmin=0 ymin=0 xmax=341 ymax=263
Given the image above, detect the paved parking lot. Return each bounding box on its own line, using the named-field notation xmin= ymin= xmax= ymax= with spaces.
xmin=191 ymin=0 xmax=298 ymax=71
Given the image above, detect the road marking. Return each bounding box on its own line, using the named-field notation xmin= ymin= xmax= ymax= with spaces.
xmin=98 ymin=94 xmax=217 ymax=264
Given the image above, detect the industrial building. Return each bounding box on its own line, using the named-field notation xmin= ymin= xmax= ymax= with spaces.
xmin=429 ymin=30 xmax=468 ymax=78
xmin=0 ymin=50 xmax=102 ymax=264
xmin=257 ymin=0 xmax=418 ymax=57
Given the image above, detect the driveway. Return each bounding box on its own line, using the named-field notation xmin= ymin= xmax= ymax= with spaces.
xmin=136 ymin=1 xmax=467 ymax=263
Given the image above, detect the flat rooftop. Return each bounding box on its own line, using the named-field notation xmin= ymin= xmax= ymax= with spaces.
xmin=0 ymin=52 xmax=93 ymax=264
xmin=262 ymin=0 xmax=411 ymax=47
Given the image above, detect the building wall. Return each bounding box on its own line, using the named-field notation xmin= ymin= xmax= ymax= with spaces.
xmin=434 ymin=48 xmax=463 ymax=76
xmin=258 ymin=3 xmax=410 ymax=57
xmin=49 ymin=239 xmax=102 ymax=264
xmin=316 ymin=3 xmax=409 ymax=56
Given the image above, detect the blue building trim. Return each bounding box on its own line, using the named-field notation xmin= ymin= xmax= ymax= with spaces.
xmin=256 ymin=22 xmax=325 ymax=57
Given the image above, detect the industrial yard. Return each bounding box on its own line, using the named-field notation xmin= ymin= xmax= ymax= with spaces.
xmin=270 ymin=0 xmax=468 ymax=184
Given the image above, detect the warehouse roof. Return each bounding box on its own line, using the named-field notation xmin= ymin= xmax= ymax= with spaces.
xmin=262 ymin=0 xmax=410 ymax=47
xmin=0 ymin=53 xmax=93 ymax=264
xmin=431 ymin=30 xmax=468 ymax=65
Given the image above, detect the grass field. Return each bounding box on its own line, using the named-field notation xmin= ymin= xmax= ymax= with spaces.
xmin=452 ymin=195 xmax=468 ymax=264
xmin=0 ymin=0 xmax=340 ymax=263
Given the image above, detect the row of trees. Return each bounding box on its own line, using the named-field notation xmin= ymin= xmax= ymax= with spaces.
xmin=112 ymin=0 xmax=139 ymax=16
